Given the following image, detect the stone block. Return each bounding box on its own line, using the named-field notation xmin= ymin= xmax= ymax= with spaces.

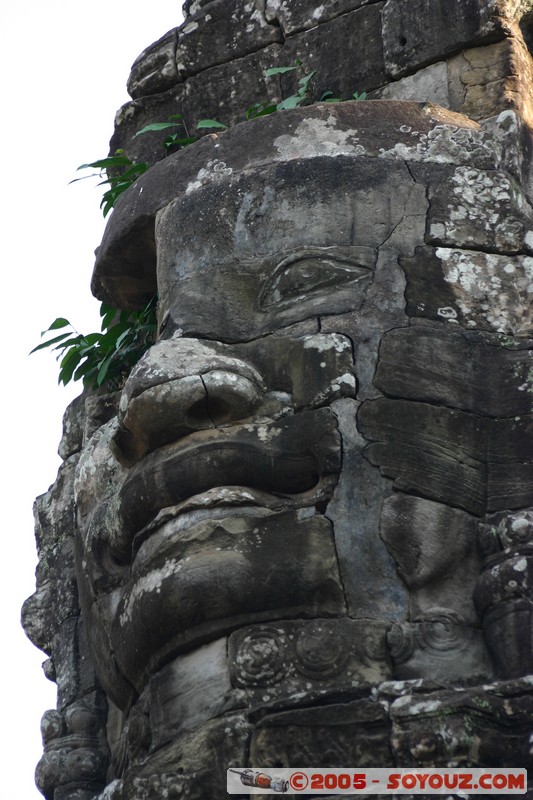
xmin=120 ymin=714 xmax=251 ymax=800
xmin=327 ymin=399 xmax=408 ymax=620
xmin=228 ymin=618 xmax=392 ymax=706
xmin=389 ymin=680 xmax=533 ymax=768
xmin=388 ymin=609 xmax=492 ymax=682
xmin=373 ymin=60 xmax=451 ymax=107
xmin=127 ymin=28 xmax=179 ymax=99
xmin=111 ymin=507 xmax=346 ymax=692
xmin=265 ymin=0 xmax=377 ymax=35
xmin=488 ymin=414 xmax=533 ymax=510
xmin=380 ymin=493 xmax=480 ymax=620
xmin=374 ymin=326 xmax=533 ymax=417
xmin=58 ymin=394 xmax=85 ymax=460
xmin=448 ymin=34 xmax=533 ymax=125
xmin=281 ymin=4 xmax=387 ymax=96
xmin=358 ymin=397 xmax=488 ymax=515
xmin=150 ymin=639 xmax=235 ymax=747
xmin=251 ymin=700 xmax=392 ymax=766
xmin=127 ymin=0 xmax=281 ymax=99
xmin=402 ymin=245 xmax=533 ymax=336
xmin=111 ymin=44 xmax=283 ymax=168
xmin=382 ymin=0 xmax=509 ymax=79
xmin=426 ymin=164 xmax=532 ymax=253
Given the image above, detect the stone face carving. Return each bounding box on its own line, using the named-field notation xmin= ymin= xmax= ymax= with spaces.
xmin=23 ymin=2 xmax=533 ymax=798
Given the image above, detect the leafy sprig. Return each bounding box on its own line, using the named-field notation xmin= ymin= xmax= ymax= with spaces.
xmin=70 ymin=151 xmax=148 ymax=217
xmin=31 ymin=298 xmax=157 ymax=389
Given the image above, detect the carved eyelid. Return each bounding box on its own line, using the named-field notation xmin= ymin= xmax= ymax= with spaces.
xmin=259 ymin=247 xmax=373 ymax=309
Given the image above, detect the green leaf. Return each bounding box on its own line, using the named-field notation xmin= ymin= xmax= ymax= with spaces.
xmin=353 ymin=91 xmax=367 ymax=101
xmin=264 ymin=65 xmax=299 ymax=77
xmin=44 ymin=317 xmax=71 ymax=332
xmin=59 ymin=347 xmax=82 ymax=370
xmin=58 ymin=351 xmax=83 ymax=386
xmin=77 ymin=155 xmax=132 ymax=171
xmin=69 ymin=173 xmax=102 ymax=185
xmin=96 ymin=353 xmax=115 ymax=386
xmin=164 ymin=135 xmax=198 ymax=151
xmin=50 ymin=335 xmax=84 ymax=351
xmin=196 ymin=119 xmax=228 ymax=130
xmin=115 ymin=329 xmax=134 ymax=351
xmin=245 ymin=102 xmax=277 ymax=120
xmin=134 ymin=122 xmax=184 ymax=137
xmin=29 ymin=331 xmax=72 ymax=354
xmin=276 ymin=95 xmax=302 ymax=110
xmin=298 ymin=70 xmax=316 ymax=89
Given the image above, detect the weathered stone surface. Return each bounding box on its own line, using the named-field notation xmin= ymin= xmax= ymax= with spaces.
xmin=388 ymin=608 xmax=492 ymax=682
xmin=251 ymin=700 xmax=393 ymax=766
xmin=360 ymin=398 xmax=533 ymax=515
xmin=36 ymin=691 xmax=108 ymax=800
xmin=374 ymin=60 xmax=452 ymax=107
xmin=265 ymin=0 xmax=378 ymax=36
xmin=149 ymin=639 xmax=234 ymax=745
xmin=112 ymin=43 xmax=284 ymax=168
xmin=112 ymin=509 xmax=345 ymax=693
xmin=489 ymin=415 xmax=533 ymax=510
xmin=114 ymin=334 xmax=355 ymax=463
xmin=328 ymin=399 xmax=408 ymax=619
xmin=387 ymin=678 xmax=533 ymax=768
xmin=128 ymin=1 xmax=281 ymax=99
xmin=110 ymin=44 xmax=283 ymax=169
xmin=380 ymin=494 xmax=481 ymax=621
xmin=229 ymin=618 xmax=392 ymax=705
xmin=22 ymin=458 xmax=80 ymax=651
xmin=475 ymin=546 xmax=533 ymax=677
xmin=403 ymin=246 xmax=533 ymax=335
xmin=426 ymin=165 xmax=533 ymax=253
xmin=58 ymin=394 xmax=85 ymax=460
xmin=358 ymin=397 xmax=488 ymax=515
xmin=282 ymin=4 xmax=387 ymax=96
xmin=382 ymin=0 xmax=513 ymax=79
xmin=374 ymin=326 xmax=533 ymax=417
xmin=127 ymin=28 xmax=179 ymax=99
xmin=449 ymin=33 xmax=533 ymax=126
xmin=119 ymin=714 xmax=251 ymax=800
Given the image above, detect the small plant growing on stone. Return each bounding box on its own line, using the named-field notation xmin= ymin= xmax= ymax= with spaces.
xmin=71 ymin=151 xmax=148 ymax=217
xmin=31 ymin=298 xmax=157 ymax=389
xmin=134 ymin=114 xmax=228 ymax=153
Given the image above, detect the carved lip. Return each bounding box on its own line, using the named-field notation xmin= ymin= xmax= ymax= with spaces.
xmin=130 ymin=486 xmax=315 ymax=565
xmin=116 ymin=412 xmax=340 ymax=564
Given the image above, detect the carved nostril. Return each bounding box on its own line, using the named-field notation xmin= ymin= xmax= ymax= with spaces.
xmin=186 ymin=370 xmax=263 ymax=428
xmin=187 ymin=396 xmax=233 ymax=426
xmin=114 ymin=363 xmax=266 ymax=463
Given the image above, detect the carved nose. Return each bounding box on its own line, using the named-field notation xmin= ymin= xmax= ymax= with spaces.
xmin=112 ymin=339 xmax=266 ymax=464
xmin=186 ymin=370 xmax=262 ymax=427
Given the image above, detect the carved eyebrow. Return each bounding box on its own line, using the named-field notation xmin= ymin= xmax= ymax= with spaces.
xmin=259 ymin=247 xmax=373 ymax=309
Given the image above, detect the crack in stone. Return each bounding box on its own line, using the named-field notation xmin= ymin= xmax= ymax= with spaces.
xmin=198 ymin=374 xmax=219 ymax=428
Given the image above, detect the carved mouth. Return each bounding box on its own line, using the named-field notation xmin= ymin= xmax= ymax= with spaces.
xmin=130 ymin=486 xmax=311 ymax=562
xmin=116 ymin=409 xmax=341 ymax=564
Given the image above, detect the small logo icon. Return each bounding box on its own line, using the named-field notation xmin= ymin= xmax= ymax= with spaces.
xmin=229 ymin=769 xmax=289 ymax=793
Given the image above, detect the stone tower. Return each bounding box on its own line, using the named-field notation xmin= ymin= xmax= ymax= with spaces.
xmin=23 ymin=2 xmax=533 ymax=798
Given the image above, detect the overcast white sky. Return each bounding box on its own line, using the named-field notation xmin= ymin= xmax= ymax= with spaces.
xmin=1 ymin=3 xmax=183 ymax=796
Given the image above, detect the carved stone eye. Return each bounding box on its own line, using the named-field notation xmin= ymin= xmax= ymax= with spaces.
xmin=259 ymin=250 xmax=371 ymax=308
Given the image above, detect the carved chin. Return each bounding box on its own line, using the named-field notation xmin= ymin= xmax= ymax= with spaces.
xmin=109 ymin=510 xmax=346 ymax=694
